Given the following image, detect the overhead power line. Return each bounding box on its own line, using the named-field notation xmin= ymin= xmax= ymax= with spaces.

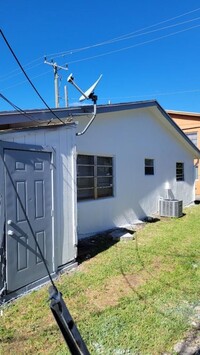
xmin=46 ymin=7 xmax=200 ymax=59
xmin=0 ymin=29 xmax=65 ymax=124
xmin=100 ymin=89 xmax=200 ymax=102
xmin=66 ymin=23 xmax=200 ymax=65
xmin=2 ymin=19 xmax=200 ymax=93
xmin=1 ymin=6 xmax=200 ymax=84
xmin=0 ymin=93 xmax=41 ymax=124
xmin=0 ymin=59 xmax=44 ymax=83
xmin=1 ymin=8 xmax=200 ymax=106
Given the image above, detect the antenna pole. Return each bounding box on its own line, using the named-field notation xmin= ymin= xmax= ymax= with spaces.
xmin=54 ymin=65 xmax=59 ymax=108
xmin=64 ymin=85 xmax=68 ymax=107
xmin=67 ymin=74 xmax=88 ymax=99
xmin=44 ymin=58 xmax=68 ymax=108
xmin=67 ymin=73 xmax=102 ymax=136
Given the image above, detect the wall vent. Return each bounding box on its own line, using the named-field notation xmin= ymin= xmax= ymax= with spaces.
xmin=159 ymin=199 xmax=183 ymax=218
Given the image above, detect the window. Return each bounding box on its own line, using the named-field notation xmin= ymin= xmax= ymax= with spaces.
xmin=77 ymin=154 xmax=113 ymax=200
xmin=176 ymin=162 xmax=184 ymax=181
xmin=186 ymin=132 xmax=197 ymax=146
xmin=144 ymin=159 xmax=154 ymax=175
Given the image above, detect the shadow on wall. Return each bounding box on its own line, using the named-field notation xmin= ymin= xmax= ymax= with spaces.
xmin=121 ymin=202 xmax=148 ymax=226
xmin=165 ymin=189 xmax=175 ymax=200
xmin=121 ymin=187 xmax=180 ymax=225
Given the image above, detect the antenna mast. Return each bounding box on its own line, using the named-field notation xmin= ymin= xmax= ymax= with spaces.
xmin=64 ymin=85 xmax=68 ymax=107
xmin=44 ymin=57 xmax=68 ymax=108
xmin=67 ymin=73 xmax=102 ymax=136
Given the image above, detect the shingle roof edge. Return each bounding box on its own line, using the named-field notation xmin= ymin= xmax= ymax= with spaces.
xmin=0 ymin=99 xmax=199 ymax=157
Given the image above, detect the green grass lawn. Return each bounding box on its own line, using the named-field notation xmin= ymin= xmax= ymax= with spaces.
xmin=1 ymin=205 xmax=200 ymax=354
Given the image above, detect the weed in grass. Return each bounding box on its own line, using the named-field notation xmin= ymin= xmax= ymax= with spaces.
xmin=0 ymin=324 xmax=15 ymax=342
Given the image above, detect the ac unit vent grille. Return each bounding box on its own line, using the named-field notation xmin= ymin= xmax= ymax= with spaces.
xmin=159 ymin=199 xmax=183 ymax=218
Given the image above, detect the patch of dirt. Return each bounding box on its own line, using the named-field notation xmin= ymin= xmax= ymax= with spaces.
xmin=76 ymin=229 xmax=171 ymax=311
xmin=85 ymin=273 xmax=147 ymax=310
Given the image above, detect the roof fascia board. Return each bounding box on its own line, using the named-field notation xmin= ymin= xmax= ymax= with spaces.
xmin=0 ymin=100 xmax=157 ymax=125
xmin=0 ymin=122 xmax=77 ymax=136
xmin=0 ymin=107 xmax=87 ymax=125
xmin=96 ymin=100 xmax=157 ymax=114
xmin=167 ymin=110 xmax=200 ymax=117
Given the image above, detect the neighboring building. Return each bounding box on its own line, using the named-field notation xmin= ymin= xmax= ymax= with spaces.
xmin=167 ymin=110 xmax=200 ymax=196
xmin=0 ymin=123 xmax=77 ymax=299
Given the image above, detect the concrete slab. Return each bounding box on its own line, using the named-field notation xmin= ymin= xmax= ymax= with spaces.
xmin=109 ymin=229 xmax=134 ymax=241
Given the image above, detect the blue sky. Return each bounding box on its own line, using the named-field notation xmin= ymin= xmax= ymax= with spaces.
xmin=1 ymin=0 xmax=200 ymax=112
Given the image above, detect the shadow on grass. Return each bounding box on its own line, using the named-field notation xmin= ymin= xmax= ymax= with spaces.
xmin=77 ymin=218 xmax=160 ymax=264
xmin=77 ymin=212 xmax=188 ymax=265
xmin=77 ymin=233 xmax=119 ymax=264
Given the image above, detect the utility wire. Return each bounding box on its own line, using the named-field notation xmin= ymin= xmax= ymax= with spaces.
xmin=1 ymin=6 xmax=200 ymax=84
xmin=1 ymin=71 xmax=51 ymax=91
xmin=2 ymin=20 xmax=200 ymax=94
xmin=99 ymin=89 xmax=200 ymax=102
xmin=46 ymin=7 xmax=200 ymax=59
xmin=103 ymin=15 xmax=200 ymax=42
xmin=0 ymin=60 xmax=45 ymax=83
xmin=0 ymin=29 xmax=65 ymax=124
xmin=0 ymin=93 xmax=41 ymax=124
xmin=0 ymin=56 xmax=44 ymax=82
xmin=66 ymin=23 xmax=200 ymax=65
xmin=1 ymin=13 xmax=200 ymax=104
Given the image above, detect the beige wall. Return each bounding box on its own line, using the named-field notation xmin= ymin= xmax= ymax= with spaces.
xmin=168 ymin=111 xmax=200 ymax=196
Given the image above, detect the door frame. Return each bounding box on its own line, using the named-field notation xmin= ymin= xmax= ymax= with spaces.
xmin=0 ymin=140 xmax=56 ymax=296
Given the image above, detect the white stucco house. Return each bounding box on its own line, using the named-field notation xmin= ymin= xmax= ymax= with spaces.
xmin=74 ymin=101 xmax=200 ymax=237
xmin=0 ymin=99 xmax=199 ymax=297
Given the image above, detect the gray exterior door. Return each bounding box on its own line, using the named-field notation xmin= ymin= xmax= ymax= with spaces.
xmin=5 ymin=148 xmax=53 ymax=292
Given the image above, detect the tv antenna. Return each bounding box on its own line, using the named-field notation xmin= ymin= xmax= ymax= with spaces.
xmin=44 ymin=57 xmax=68 ymax=108
xmin=67 ymin=73 xmax=102 ymax=136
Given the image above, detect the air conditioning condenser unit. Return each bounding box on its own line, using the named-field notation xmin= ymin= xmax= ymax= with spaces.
xmin=159 ymin=199 xmax=183 ymax=218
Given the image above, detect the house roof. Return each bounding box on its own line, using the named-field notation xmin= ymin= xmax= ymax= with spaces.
xmin=0 ymin=121 xmax=76 ymax=135
xmin=0 ymin=100 xmax=158 ymax=126
xmin=167 ymin=110 xmax=200 ymax=118
xmin=167 ymin=110 xmax=200 ymax=133
xmin=0 ymin=100 xmax=200 ymax=157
